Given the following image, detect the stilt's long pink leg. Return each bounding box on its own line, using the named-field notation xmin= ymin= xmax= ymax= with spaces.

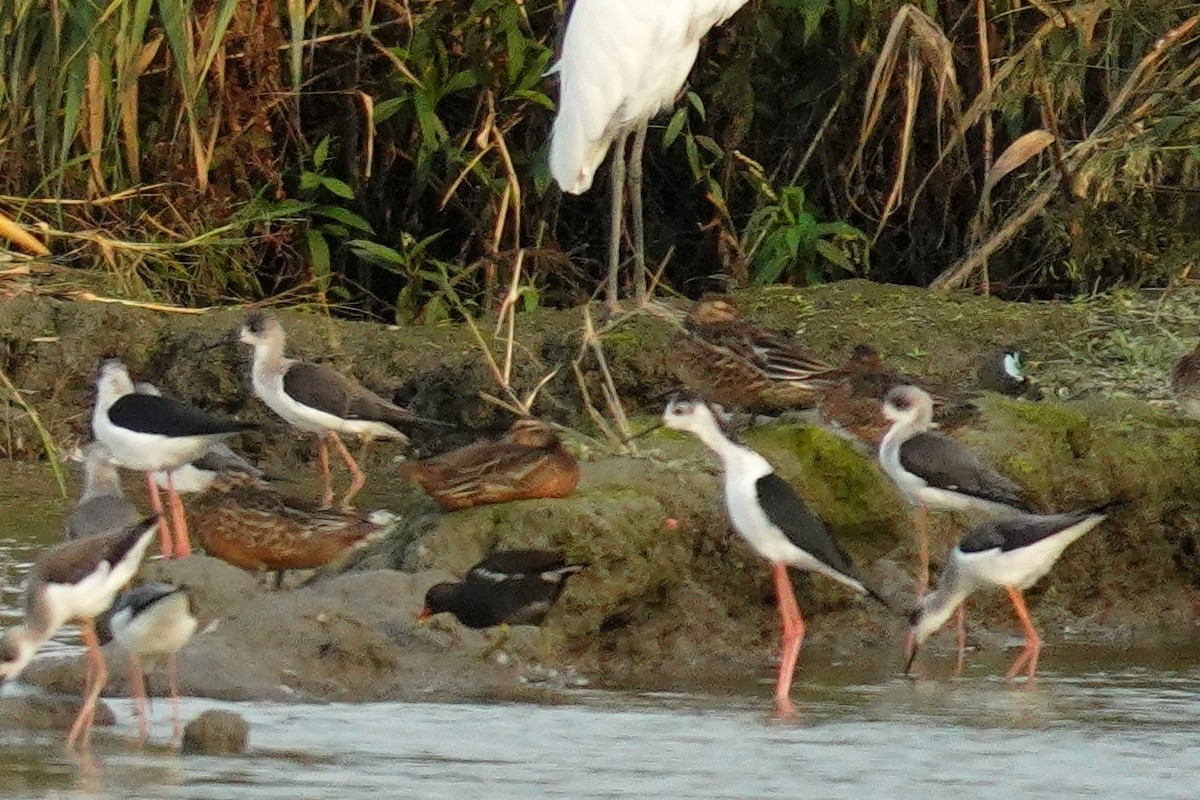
xmin=914 ymin=505 xmax=930 ymax=596
xmin=166 ymin=472 xmax=192 ymax=558
xmin=317 ymin=435 xmax=334 ymax=509
xmin=66 ymin=622 xmax=108 ymax=752
xmin=129 ymin=655 xmax=149 ymax=745
xmin=167 ymin=652 xmax=184 ymax=744
xmin=1004 ymin=586 xmax=1042 ymax=683
xmin=145 ymin=473 xmax=174 ymax=560
xmin=329 ymin=431 xmax=365 ymax=510
xmin=771 ymin=563 xmax=806 ymax=718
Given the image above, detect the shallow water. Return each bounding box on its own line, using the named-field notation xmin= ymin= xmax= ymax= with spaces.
xmin=3 ymin=466 xmax=1200 ymax=798
xmin=3 ymin=670 xmax=1200 ymax=799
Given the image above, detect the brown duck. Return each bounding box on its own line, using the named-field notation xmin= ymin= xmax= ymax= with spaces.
xmin=399 ymin=419 xmax=579 ymax=511
xmin=1172 ymin=339 xmax=1200 ymax=418
xmin=671 ymin=296 xmax=835 ymax=413
xmin=187 ymin=471 xmax=387 ymax=588
xmin=816 ymin=344 xmax=946 ymax=447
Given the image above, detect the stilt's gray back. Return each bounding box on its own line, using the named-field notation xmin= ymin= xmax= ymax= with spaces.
xmin=64 ymin=495 xmax=140 ymax=541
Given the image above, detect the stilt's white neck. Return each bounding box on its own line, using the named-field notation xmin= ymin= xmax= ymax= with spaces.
xmin=690 ymin=419 xmax=754 ymax=469
xmin=82 ymin=458 xmax=124 ymax=502
xmin=879 ymin=409 xmax=929 ymax=477
xmin=912 ymin=559 xmax=972 ymax=644
xmin=251 ymin=332 xmax=288 ymax=378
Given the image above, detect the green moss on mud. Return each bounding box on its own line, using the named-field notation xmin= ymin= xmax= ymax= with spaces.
xmin=5 ymin=283 xmax=1200 ymax=681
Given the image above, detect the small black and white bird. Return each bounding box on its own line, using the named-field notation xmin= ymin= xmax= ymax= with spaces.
xmin=0 ymin=517 xmax=159 ymax=751
xmin=977 ymin=347 xmax=1041 ymax=399
xmin=661 ymin=393 xmax=886 ymax=716
xmin=64 ymin=442 xmax=139 ymax=541
xmin=135 ymin=382 xmax=265 ymax=494
xmin=238 ymin=311 xmax=424 ymax=510
xmin=879 ymin=385 xmax=1031 ymax=594
xmin=906 ymin=505 xmax=1115 ymax=681
xmin=92 ymin=359 xmax=254 ymax=559
xmin=100 ymin=582 xmax=198 ymax=744
xmin=419 ymin=550 xmax=587 ymax=630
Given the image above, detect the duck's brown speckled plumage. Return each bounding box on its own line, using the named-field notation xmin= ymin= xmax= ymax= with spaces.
xmin=816 ymin=344 xmax=954 ymax=447
xmin=399 ymin=419 xmax=579 ymax=511
xmin=1172 ymin=342 xmax=1200 ymax=418
xmin=188 ymin=472 xmax=384 ymax=583
xmin=671 ymin=297 xmax=834 ymax=413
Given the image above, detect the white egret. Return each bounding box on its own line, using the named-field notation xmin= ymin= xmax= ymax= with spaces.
xmin=549 ymin=0 xmax=751 ymax=312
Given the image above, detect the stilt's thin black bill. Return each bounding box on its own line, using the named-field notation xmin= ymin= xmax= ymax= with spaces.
xmin=904 ymin=645 xmax=919 ymax=675
xmin=624 ymin=422 xmax=663 ymax=443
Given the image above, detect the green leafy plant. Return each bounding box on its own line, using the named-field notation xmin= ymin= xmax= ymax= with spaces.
xmin=739 ymin=160 xmax=865 ymax=286
xmin=298 ymin=135 xmax=373 ymax=301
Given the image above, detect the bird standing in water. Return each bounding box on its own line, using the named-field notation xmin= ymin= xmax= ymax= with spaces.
xmin=102 ymin=582 xmax=199 ymax=744
xmin=0 ymin=518 xmax=159 ymax=751
xmin=879 ymin=385 xmax=1030 ymax=596
xmin=660 ymin=393 xmax=887 ymax=716
xmin=907 ymin=506 xmax=1114 ymax=681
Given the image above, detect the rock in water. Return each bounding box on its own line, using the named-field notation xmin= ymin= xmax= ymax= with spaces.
xmin=182 ymin=709 xmax=249 ymax=755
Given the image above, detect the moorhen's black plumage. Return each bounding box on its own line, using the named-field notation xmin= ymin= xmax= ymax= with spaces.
xmin=419 ymin=550 xmax=587 ymax=629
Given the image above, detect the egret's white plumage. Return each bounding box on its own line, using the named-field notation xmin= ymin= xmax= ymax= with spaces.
xmin=549 ymin=0 xmax=750 ymax=309
xmin=550 ymin=0 xmax=749 ymax=194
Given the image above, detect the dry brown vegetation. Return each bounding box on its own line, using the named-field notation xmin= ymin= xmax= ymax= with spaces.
xmin=0 ymin=1 xmax=1197 ymax=315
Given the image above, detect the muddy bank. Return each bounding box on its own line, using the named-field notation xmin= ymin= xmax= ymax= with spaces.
xmin=4 ymin=283 xmax=1200 ymax=706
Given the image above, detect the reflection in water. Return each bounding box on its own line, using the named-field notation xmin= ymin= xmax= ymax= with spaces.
xmin=2 ymin=673 xmax=1200 ymax=799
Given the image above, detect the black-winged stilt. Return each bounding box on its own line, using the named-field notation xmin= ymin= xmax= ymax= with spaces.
xmin=906 ymin=505 xmax=1114 ymax=681
xmin=879 ymin=384 xmax=1030 ymax=594
xmin=237 ymin=311 xmax=422 ymax=510
xmin=660 ymin=393 xmax=886 ymax=715
xmin=134 ymin=381 xmax=265 ymax=494
xmin=102 ymin=582 xmax=198 ymax=744
xmin=64 ymin=442 xmax=138 ymax=541
xmin=91 ymin=359 xmax=253 ymax=559
xmin=0 ymin=517 xmax=159 ymax=751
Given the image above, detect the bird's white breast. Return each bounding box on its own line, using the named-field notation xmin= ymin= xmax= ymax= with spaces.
xmin=720 ymin=447 xmax=818 ymax=569
xmin=112 ymin=593 xmax=198 ymax=657
xmin=93 ymin=410 xmax=216 ymax=472
xmin=957 ymin=516 xmax=1103 ymax=591
xmin=252 ymin=362 xmax=403 ymax=439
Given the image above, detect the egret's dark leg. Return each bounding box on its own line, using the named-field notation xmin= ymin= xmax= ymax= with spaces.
xmin=606 ymin=128 xmax=632 ymax=314
xmin=628 ymin=121 xmax=649 ymax=305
